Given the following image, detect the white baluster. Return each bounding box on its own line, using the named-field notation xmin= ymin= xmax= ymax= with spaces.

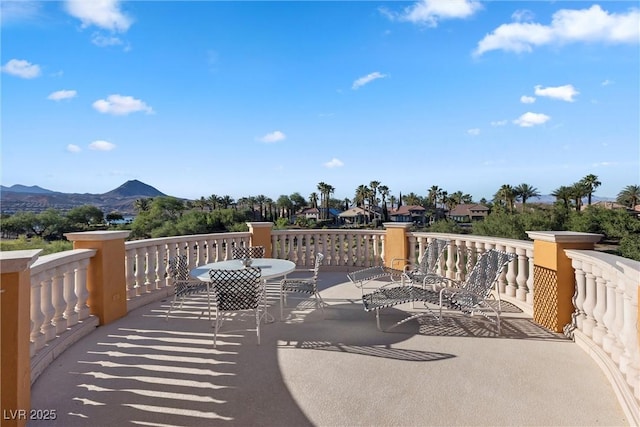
xmin=526 ymin=248 xmax=535 ymax=305
xmin=75 ymin=259 xmax=91 ymax=321
xmin=30 ymin=273 xmax=46 ymax=355
xmin=619 ymin=291 xmax=637 ymax=381
xmin=338 ymin=233 xmax=345 ymax=266
xmin=363 ymin=235 xmax=371 ymax=267
xmin=39 ymin=274 xmax=56 ymax=342
xmin=505 ymin=245 xmax=517 ymax=297
xmin=571 ymin=259 xmax=587 ymax=331
xmin=515 ymin=247 xmax=528 ymax=301
xmin=445 ymin=240 xmax=455 ymax=280
xmin=601 ymin=268 xmax=618 ymax=355
xmin=63 ymin=262 xmax=79 ymax=327
xmin=125 ymin=249 xmax=137 ymax=299
xmin=582 ymin=265 xmax=597 ymax=337
xmin=134 ymin=247 xmax=146 ymax=295
xmin=455 ymin=240 xmax=465 ymax=281
xmin=591 ymin=266 xmax=607 ymax=345
xmin=51 ymin=267 xmax=67 ymax=334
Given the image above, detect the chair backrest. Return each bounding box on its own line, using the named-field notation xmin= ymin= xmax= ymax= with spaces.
xmin=232 ymin=245 xmax=265 ymax=259
xmin=209 ymin=267 xmax=262 ymax=311
xmin=416 ymin=239 xmax=449 ymax=274
xmin=168 ymin=255 xmax=191 ymax=281
xmin=311 ymin=252 xmax=324 ymax=281
xmin=462 ymin=249 xmax=516 ymax=297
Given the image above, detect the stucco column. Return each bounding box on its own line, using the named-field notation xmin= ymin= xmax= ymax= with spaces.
xmin=247 ymin=222 xmax=273 ymax=258
xmin=526 ymin=231 xmax=602 ymax=333
xmin=1 ymin=250 xmax=41 ymax=427
xmin=383 ymin=223 xmax=412 ymax=269
xmin=64 ymin=231 xmax=131 ymax=325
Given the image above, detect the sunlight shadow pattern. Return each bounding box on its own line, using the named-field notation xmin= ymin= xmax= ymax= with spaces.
xmin=279 ymin=341 xmax=456 ymax=362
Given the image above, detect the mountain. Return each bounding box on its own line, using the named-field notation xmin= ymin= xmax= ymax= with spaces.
xmin=0 ymin=184 xmax=55 ymax=194
xmin=102 ymin=180 xmax=166 ymax=198
xmin=0 ymin=180 xmax=170 ymax=215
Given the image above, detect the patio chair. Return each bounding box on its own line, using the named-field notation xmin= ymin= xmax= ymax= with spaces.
xmin=436 ymin=249 xmax=517 ymax=334
xmin=165 ymin=254 xmax=211 ymax=321
xmin=280 ymin=252 xmax=325 ymax=321
xmin=209 ymin=267 xmax=265 ymax=348
xmin=361 ymin=248 xmax=515 ymax=333
xmin=232 ymin=245 xmax=265 ymax=260
xmin=347 ymin=239 xmax=450 ymax=292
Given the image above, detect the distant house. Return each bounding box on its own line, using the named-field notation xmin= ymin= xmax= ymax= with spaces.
xmin=390 ymin=205 xmax=426 ymax=224
xmin=581 ymin=201 xmax=628 ymax=211
xmin=449 ymin=204 xmax=490 ymax=222
xmin=298 ymin=207 xmax=341 ymax=223
xmin=338 ymin=207 xmax=369 ymax=224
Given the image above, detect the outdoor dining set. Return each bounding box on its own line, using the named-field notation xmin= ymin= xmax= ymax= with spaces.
xmin=164 ymin=242 xmax=516 ymax=347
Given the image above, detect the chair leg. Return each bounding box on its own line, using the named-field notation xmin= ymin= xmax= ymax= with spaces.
xmin=315 ymin=292 xmax=325 ymax=317
xmin=280 ymin=288 xmax=285 ymax=321
xmin=256 ymin=307 xmax=261 ymax=345
xmin=166 ymin=294 xmax=179 ymax=321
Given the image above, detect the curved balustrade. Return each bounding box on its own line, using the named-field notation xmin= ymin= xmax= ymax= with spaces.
xmin=565 ymin=250 xmax=640 ymax=423
xmin=29 ymin=249 xmax=97 ymax=383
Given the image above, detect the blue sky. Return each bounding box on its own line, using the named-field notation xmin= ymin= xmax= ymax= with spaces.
xmin=1 ymin=0 xmax=638 ymax=203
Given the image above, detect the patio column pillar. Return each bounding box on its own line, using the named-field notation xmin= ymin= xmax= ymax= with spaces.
xmin=526 ymin=231 xmax=602 ymax=333
xmin=247 ymin=222 xmax=273 ymax=258
xmin=1 ymin=250 xmax=41 ymax=427
xmin=383 ymin=223 xmax=412 ymax=269
xmin=64 ymin=231 xmax=131 ymax=325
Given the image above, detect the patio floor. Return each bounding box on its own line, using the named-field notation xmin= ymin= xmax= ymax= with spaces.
xmin=29 ymin=272 xmax=629 ymax=426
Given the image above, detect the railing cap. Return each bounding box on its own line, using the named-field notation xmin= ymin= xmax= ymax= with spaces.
xmin=246 ymin=222 xmax=273 ymax=229
xmin=526 ymin=231 xmax=602 ymax=244
xmin=64 ymin=230 xmax=131 ymax=241
xmin=0 ymin=249 xmax=42 ymax=273
xmin=383 ymin=222 xmax=412 ymax=230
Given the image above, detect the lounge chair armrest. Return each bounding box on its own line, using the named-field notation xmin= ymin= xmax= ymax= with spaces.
xmin=390 ymin=257 xmax=411 ymax=270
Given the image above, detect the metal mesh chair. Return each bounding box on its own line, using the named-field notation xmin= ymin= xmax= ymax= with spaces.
xmin=437 ymin=249 xmax=517 ymax=333
xmin=402 ymin=239 xmax=450 ymax=288
xmin=209 ymin=267 xmax=265 ymax=348
xmin=166 ymin=255 xmax=211 ymax=321
xmin=231 ymin=245 xmax=265 ymax=260
xmin=280 ymin=252 xmax=325 ymax=320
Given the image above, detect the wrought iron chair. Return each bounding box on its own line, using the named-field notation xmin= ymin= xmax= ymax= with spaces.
xmin=231 ymin=245 xmax=265 ymax=260
xmin=209 ymin=267 xmax=265 ymax=348
xmin=347 ymin=239 xmax=450 ymax=292
xmin=280 ymin=252 xmax=325 ymax=320
xmin=361 ymin=248 xmax=515 ymax=333
xmin=165 ymin=254 xmax=211 ymax=321
xmin=436 ymin=249 xmax=517 ymax=334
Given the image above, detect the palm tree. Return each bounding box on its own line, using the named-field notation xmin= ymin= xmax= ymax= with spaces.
xmin=580 ymin=174 xmax=601 ymax=206
xmin=404 ymin=192 xmax=421 ymax=206
xmin=220 ymin=195 xmax=234 ymax=209
xmin=193 ymin=197 xmax=207 ymax=211
xmin=389 ymin=195 xmax=397 ymax=210
xmin=551 ymin=186 xmax=572 ymax=210
xmin=343 ymin=197 xmax=351 ymax=210
xmin=369 ymin=180 xmax=380 ymax=207
xmin=570 ymin=182 xmax=588 ymax=212
xmin=514 ymin=183 xmax=540 ymax=211
xmin=494 ymin=184 xmax=516 ymax=213
xmin=617 ymin=185 xmax=640 ymax=208
xmin=255 ymin=194 xmax=267 ymax=220
xmin=354 ymin=185 xmax=369 ymax=208
xmin=277 ymin=195 xmax=293 ymax=219
xmin=378 ymin=185 xmax=390 ymax=221
xmin=427 ymin=185 xmax=441 ymax=209
xmin=309 ymin=192 xmax=319 ymax=209
xmin=208 ymin=194 xmax=219 ymax=211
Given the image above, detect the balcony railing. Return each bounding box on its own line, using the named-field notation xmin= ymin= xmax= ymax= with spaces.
xmin=0 ymin=224 xmax=637 ymax=425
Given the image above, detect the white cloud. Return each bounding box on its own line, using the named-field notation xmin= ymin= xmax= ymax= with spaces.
xmin=513 ymin=112 xmax=551 ymax=127
xmin=512 ymin=9 xmax=535 ymax=23
xmin=91 ymin=33 xmax=123 ymax=47
xmin=64 ymin=0 xmax=132 ymax=32
xmin=534 ymin=84 xmax=579 ymax=102
xmin=475 ymin=5 xmax=640 ymax=56
xmin=352 ymin=72 xmax=387 ymax=90
xmin=89 ymin=140 xmax=116 ymax=151
xmin=258 ymin=131 xmax=286 ymax=143
xmin=323 ymin=158 xmax=344 ymax=168
xmin=1 ymin=1 xmax=41 ymax=24
xmin=382 ymin=0 xmax=482 ymax=27
xmin=1 ymin=59 xmax=41 ymax=79
xmin=490 ymin=120 xmax=508 ymax=127
xmin=48 ymin=90 xmax=77 ymax=101
xmin=67 ymin=144 xmax=81 ymax=153
xmin=92 ymin=94 xmax=153 ymax=115
xmin=592 ymin=161 xmax=616 ymax=167
xmin=467 ymin=128 xmax=480 ymax=136
xmin=601 ymin=79 xmax=614 ymax=86
xmin=520 ymin=95 xmax=536 ymax=104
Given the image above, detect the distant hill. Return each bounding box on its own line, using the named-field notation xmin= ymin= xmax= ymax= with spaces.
xmin=0 ymin=184 xmax=55 ymax=194
xmin=0 ymin=180 xmax=170 ymax=215
xmin=102 ymin=180 xmax=166 ymax=198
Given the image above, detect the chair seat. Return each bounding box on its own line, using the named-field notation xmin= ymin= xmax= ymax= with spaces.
xmin=281 ymin=279 xmax=316 ymax=294
xmin=175 ymin=281 xmax=209 ymax=298
xmin=362 ymin=286 xmax=441 ymax=312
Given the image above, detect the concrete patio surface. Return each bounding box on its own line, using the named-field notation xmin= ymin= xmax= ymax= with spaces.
xmin=29 ymin=272 xmax=629 ymax=426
